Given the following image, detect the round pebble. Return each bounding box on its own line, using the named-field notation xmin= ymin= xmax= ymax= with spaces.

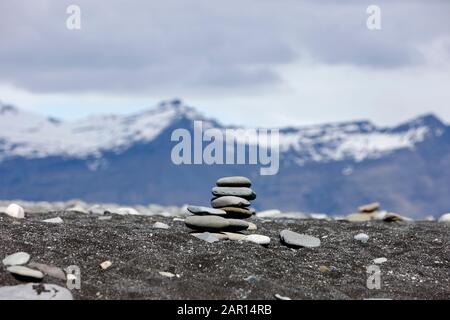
xmin=354 ymin=233 xmax=370 ymax=243
xmin=438 ymin=213 xmax=450 ymax=223
xmin=2 ymin=252 xmax=30 ymax=266
xmin=5 ymin=203 xmax=25 ymax=219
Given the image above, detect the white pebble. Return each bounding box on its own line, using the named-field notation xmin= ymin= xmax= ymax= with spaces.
xmin=159 ymin=271 xmax=176 ymax=278
xmin=100 ymin=261 xmax=112 ymax=270
xmin=244 ymin=234 xmax=270 ymax=245
xmin=354 ymin=233 xmax=370 ymax=243
xmin=275 ymin=294 xmax=291 ymax=301
xmin=5 ymin=203 xmax=25 ymax=219
xmin=373 ymin=257 xmax=388 ymax=264
xmin=2 ymin=252 xmax=30 ymax=266
xmin=153 ymin=222 xmax=170 ymax=230
xmin=43 ymin=217 xmax=64 ymax=224
xmin=438 ymin=213 xmax=450 ymax=223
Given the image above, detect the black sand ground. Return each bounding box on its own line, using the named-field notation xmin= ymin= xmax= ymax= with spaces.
xmin=0 ymin=212 xmax=449 ymax=300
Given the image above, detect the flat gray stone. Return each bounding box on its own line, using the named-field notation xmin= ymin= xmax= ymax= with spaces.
xmin=153 ymin=222 xmax=170 ymax=229
xmin=187 ymin=206 xmax=227 ymax=216
xmin=2 ymin=252 xmax=30 ymax=266
xmin=280 ymin=230 xmax=321 ymax=248
xmin=220 ymin=207 xmax=253 ymax=219
xmin=244 ymin=234 xmax=271 ymax=245
xmin=185 ymin=216 xmax=230 ymax=231
xmin=222 ymin=232 xmax=246 ymax=241
xmin=0 ymin=283 xmax=73 ymax=300
xmin=225 ymin=219 xmax=250 ymax=231
xmin=191 ymin=232 xmax=220 ymax=243
xmin=358 ymin=202 xmax=380 ymax=213
xmin=216 ymin=176 xmax=252 ymax=187
xmin=211 ymin=196 xmax=250 ymax=208
xmin=7 ymin=266 xmax=44 ymax=280
xmin=28 ymin=262 xmax=66 ymax=280
xmin=212 ymin=187 xmax=256 ymax=200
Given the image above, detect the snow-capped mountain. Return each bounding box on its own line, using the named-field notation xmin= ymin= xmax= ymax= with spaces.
xmin=0 ymin=100 xmax=442 ymax=165
xmin=1 ymin=99 xmax=449 ymax=218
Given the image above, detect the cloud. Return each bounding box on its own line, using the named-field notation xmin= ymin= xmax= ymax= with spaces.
xmin=1 ymin=0 xmax=449 ymax=94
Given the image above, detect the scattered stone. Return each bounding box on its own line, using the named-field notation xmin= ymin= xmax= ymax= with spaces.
xmin=216 ymin=176 xmax=252 ymax=187
xmin=275 ymin=293 xmax=291 ymax=301
xmin=244 ymin=234 xmax=270 ymax=245
xmin=7 ymin=266 xmax=44 ymax=280
xmin=100 ymin=261 xmax=112 ymax=270
xmin=310 ymin=213 xmax=331 ymax=221
xmin=247 ymin=222 xmax=257 ymax=231
xmin=28 ymin=263 xmax=66 ymax=281
xmin=373 ymin=257 xmax=388 ymax=264
xmin=2 ymin=252 xmax=30 ymax=266
xmin=159 ymin=271 xmax=176 ymax=278
xmin=187 ymin=206 xmax=227 ymax=216
xmin=222 ymin=232 xmax=246 ymax=241
xmin=383 ymin=213 xmax=403 ymax=222
xmin=438 ymin=213 xmax=450 ymax=223
xmin=358 ymin=202 xmax=381 ymax=213
xmin=98 ymin=216 xmax=112 ymax=221
xmin=256 ymin=210 xmax=281 ymax=219
xmin=110 ymin=207 xmax=140 ymax=216
xmin=225 ymin=219 xmax=250 ymax=231
xmin=185 ymin=215 xmax=230 ymax=231
xmin=345 ymin=213 xmax=373 ymax=222
xmin=66 ymin=206 xmax=88 ymax=214
xmin=319 ymin=266 xmax=330 ymax=273
xmin=211 ymin=196 xmax=250 ymax=208
xmin=212 ymin=187 xmax=256 ymax=200
xmin=0 ymin=283 xmax=73 ymax=300
xmin=42 ymin=217 xmax=63 ymax=224
xmin=153 ymin=222 xmax=170 ymax=230
xmin=280 ymin=230 xmax=321 ymax=248
xmin=244 ymin=275 xmax=259 ymax=284
xmin=191 ymin=232 xmax=220 ymax=243
xmin=4 ymin=203 xmax=25 ymax=219
xmin=354 ymin=233 xmax=370 ymax=243
xmin=88 ymin=205 xmax=107 ymax=215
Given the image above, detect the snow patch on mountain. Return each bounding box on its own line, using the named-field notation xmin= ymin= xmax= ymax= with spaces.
xmin=0 ymin=100 xmax=444 ymax=164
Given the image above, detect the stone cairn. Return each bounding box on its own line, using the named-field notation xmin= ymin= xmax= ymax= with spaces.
xmin=185 ymin=176 xmax=263 ymax=243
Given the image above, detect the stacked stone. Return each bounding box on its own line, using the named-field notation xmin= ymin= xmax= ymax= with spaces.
xmin=185 ymin=176 xmax=256 ymax=234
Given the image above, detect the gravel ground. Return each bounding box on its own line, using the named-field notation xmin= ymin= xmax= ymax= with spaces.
xmin=0 ymin=211 xmax=449 ymax=300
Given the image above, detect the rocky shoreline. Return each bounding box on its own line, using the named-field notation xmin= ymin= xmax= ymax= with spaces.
xmin=1 ymin=207 xmax=449 ymax=300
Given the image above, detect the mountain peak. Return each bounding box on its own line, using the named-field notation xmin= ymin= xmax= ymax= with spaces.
xmin=394 ymin=113 xmax=446 ymax=132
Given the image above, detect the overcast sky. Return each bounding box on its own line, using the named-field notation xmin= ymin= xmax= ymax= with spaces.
xmin=0 ymin=0 xmax=449 ymax=127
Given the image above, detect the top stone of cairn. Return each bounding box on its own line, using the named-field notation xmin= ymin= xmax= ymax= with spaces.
xmin=216 ymin=176 xmax=252 ymax=188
